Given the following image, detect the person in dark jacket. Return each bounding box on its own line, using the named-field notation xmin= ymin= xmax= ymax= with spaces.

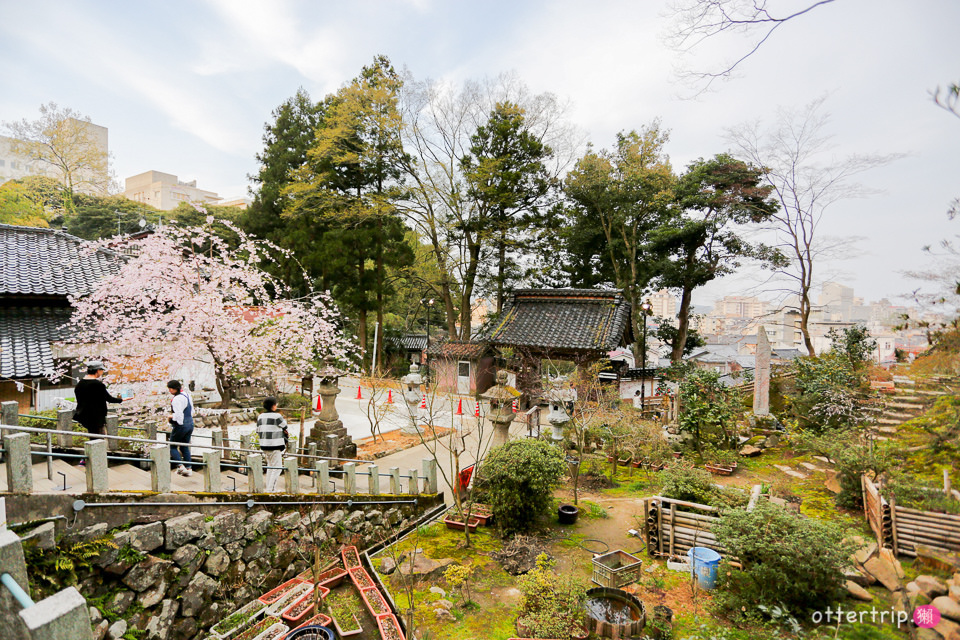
xmin=73 ymin=361 xmax=124 ymax=435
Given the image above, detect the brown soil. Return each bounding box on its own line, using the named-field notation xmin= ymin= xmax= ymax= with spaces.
xmin=354 ymin=425 xmax=453 ymax=459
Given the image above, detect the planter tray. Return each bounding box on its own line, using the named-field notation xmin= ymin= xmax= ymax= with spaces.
xmin=376 ymin=613 xmax=406 ymax=640
xmin=258 ymin=578 xmax=307 ymax=605
xmin=280 ymin=586 xmax=330 ymax=624
xmin=333 ymin=613 xmax=363 ymax=637
xmin=340 ymin=545 xmax=362 ymax=569
xmin=443 ymin=514 xmax=480 ymax=532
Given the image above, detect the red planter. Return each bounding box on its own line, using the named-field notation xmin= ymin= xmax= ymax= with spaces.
xmin=443 ymin=514 xmax=480 ymax=532
xmin=290 ymin=612 xmax=333 ymax=633
xmin=281 ymin=586 xmax=330 ymax=624
xmin=316 ymin=567 xmax=348 ymax=588
xmin=705 ymin=464 xmax=735 ymax=476
xmin=376 ymin=613 xmax=406 ymax=640
xmin=258 ymin=578 xmax=306 ymax=605
xmin=468 ymin=503 xmax=494 ymax=526
xmin=360 ymin=586 xmax=391 ymax=616
xmin=349 ymin=567 xmax=375 ymax=590
xmin=340 ymin=545 xmax=361 ymax=569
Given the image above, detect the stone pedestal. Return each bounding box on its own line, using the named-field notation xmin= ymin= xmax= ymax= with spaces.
xmin=482 ymin=371 xmax=519 ymax=449
xmin=306 ymin=357 xmax=356 ymax=461
xmin=400 ymin=364 xmax=424 ymax=435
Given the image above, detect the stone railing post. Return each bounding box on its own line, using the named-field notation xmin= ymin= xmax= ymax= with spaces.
xmin=247 ymin=453 xmax=265 ymax=493
xmin=389 ymin=467 xmax=401 ymax=494
xmin=104 ymin=414 xmax=119 ymax=452
xmin=0 ymin=529 xmax=31 ymax=640
xmin=3 ymin=434 xmax=32 ymax=494
xmin=203 ymin=451 xmax=221 ymax=492
xmin=367 ymin=464 xmax=380 ymax=495
xmin=146 ymin=421 xmax=157 ymax=443
xmin=0 ymin=401 xmax=18 ymax=439
xmin=408 ymin=469 xmax=419 ymax=495
xmin=19 ymin=587 xmax=94 ymax=640
xmin=210 ymin=428 xmax=223 ymax=450
xmin=422 ymin=458 xmax=438 ymax=494
xmin=283 ymin=457 xmax=299 ymax=494
xmin=56 ymin=410 xmax=74 ymax=448
xmin=0 ymin=497 xmax=6 ymax=532
xmin=240 ymin=433 xmax=253 ymax=463
xmin=315 ymin=460 xmax=329 ymax=495
xmin=343 ymin=462 xmax=356 ymax=494
xmin=149 ymin=444 xmax=170 ymax=493
xmin=307 ymin=443 xmax=317 ymax=487
xmin=84 ymin=440 xmax=108 ymax=493
xmin=326 ymin=434 xmax=339 ymax=460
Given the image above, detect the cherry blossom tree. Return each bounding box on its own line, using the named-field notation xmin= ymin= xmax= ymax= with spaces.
xmin=66 ymin=218 xmax=356 ymax=407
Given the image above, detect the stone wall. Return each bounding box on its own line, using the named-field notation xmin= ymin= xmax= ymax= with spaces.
xmin=15 ymin=497 xmax=440 ymax=640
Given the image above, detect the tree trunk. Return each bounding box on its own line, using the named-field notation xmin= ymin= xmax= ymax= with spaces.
xmin=799 ymin=288 xmax=815 ymax=356
xmin=460 ymin=241 xmax=481 ymax=340
xmin=495 ymin=229 xmax=507 ymax=314
xmin=628 ymin=289 xmax=643 ymax=362
xmin=671 ymin=285 xmax=694 ymax=363
xmin=428 ymin=233 xmax=459 ymax=340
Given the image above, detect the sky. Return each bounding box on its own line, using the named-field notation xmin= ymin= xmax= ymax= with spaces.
xmin=1 ymin=0 xmax=957 ymax=309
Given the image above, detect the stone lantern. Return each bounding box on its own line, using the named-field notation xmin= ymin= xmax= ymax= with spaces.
xmin=308 ymin=355 xmax=354 ymax=458
xmin=547 ymin=393 xmax=571 ymax=443
xmin=481 ymin=370 xmax=520 ymax=448
xmin=400 ymin=363 xmax=424 ymax=435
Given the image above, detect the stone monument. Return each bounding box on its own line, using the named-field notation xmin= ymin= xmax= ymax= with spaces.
xmin=307 ymin=356 xmax=356 ymax=459
xmin=753 ymin=326 xmax=771 ymax=417
xmin=400 ymin=363 xmax=424 ymax=435
xmin=481 ymin=370 xmax=520 ymax=448
xmin=546 ymin=390 xmax=573 ymax=443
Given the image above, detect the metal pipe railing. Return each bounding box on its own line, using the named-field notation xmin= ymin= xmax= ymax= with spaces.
xmin=0 ymin=572 xmax=34 ymax=609
xmin=17 ymin=414 xmax=56 ymax=421
xmin=72 ymin=498 xmax=419 ymax=510
xmin=0 ymin=423 xmax=369 ymax=465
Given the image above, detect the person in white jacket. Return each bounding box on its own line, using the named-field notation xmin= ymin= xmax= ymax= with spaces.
xmin=256 ymin=397 xmax=288 ymax=492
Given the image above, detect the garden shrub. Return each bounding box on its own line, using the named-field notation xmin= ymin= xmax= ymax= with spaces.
xmin=660 ymin=463 xmax=747 ymax=508
xmin=886 ymin=473 xmax=960 ymax=514
xmin=516 ymin=554 xmax=587 ymax=638
xmin=477 ymin=439 xmax=567 ymax=535
xmin=792 ymin=429 xmax=896 ymax=509
xmin=713 ymin=501 xmax=855 ymax=616
xmin=276 ymin=393 xmax=312 ymax=411
xmin=677 ymin=368 xmax=740 ymax=452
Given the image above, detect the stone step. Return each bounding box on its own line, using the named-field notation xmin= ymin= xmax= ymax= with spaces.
xmin=881 ymin=412 xmax=915 ymax=420
xmin=878 ymin=426 xmax=898 ymax=433
xmin=773 ymin=464 xmax=808 ymax=479
xmin=877 ymin=418 xmax=902 ymax=425
xmin=884 ymin=402 xmax=924 ymax=410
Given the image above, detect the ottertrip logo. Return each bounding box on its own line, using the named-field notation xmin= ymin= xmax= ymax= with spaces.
xmin=810 ymin=606 xmax=910 ymax=627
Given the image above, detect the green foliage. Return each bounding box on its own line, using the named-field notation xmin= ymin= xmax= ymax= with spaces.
xmin=792 ymin=428 xmax=897 ymax=508
xmin=677 ymin=368 xmax=739 ymax=452
xmin=652 ymin=316 xmax=706 ymax=357
xmin=580 ymin=500 xmax=609 ymax=519
xmin=326 ymin=589 xmax=364 ymax=630
xmin=660 ymin=463 xmax=747 ymax=508
xmin=24 ymin=535 xmax=117 ymax=599
xmin=477 ymin=439 xmax=567 ymax=535
xmin=907 ymin=393 xmax=960 ymax=454
xmin=828 ymin=324 xmax=877 ymax=369
xmin=444 ymin=564 xmax=474 ymax=604
xmin=516 ymin=554 xmax=587 ymax=639
xmin=277 ymin=393 xmax=312 ymax=411
xmin=116 ymin=543 xmax=146 ymax=565
xmin=0 ymin=180 xmax=50 ymax=227
xmin=713 ymin=501 xmax=855 ymax=616
xmin=886 ymin=473 xmax=960 ymax=514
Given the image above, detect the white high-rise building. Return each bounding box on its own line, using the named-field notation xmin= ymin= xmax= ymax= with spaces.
xmin=0 ymin=118 xmax=109 ymax=194
xmin=648 ymin=289 xmax=677 ymax=320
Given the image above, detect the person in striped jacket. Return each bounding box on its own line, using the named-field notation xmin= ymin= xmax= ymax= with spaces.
xmin=256 ymin=397 xmax=288 ymax=492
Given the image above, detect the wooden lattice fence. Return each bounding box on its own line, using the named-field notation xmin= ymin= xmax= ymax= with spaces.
xmin=643 ymin=496 xmax=726 ymax=560
xmin=862 ymin=475 xmax=960 ymax=557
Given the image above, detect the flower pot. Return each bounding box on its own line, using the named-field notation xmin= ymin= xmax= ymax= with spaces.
xmin=209 ymin=600 xmax=267 ymax=639
xmin=650 ymin=604 xmax=674 ymax=640
xmin=704 ymin=464 xmax=734 ymax=476
xmin=258 ymin=578 xmax=307 ymax=606
xmin=333 ymin=613 xmax=363 ymax=637
xmin=230 ymin=617 xmax=281 ymax=640
xmin=443 ymin=514 xmax=480 ymax=532
xmin=285 ymin=625 xmax=335 ymax=640
xmin=569 ymin=624 xmax=589 ymax=640
xmin=252 ymin=622 xmax=289 ymax=640
xmin=631 ymin=458 xmax=644 ymax=468
xmin=468 ymin=503 xmax=494 ymax=526
xmin=349 ymin=567 xmax=375 ymax=590
xmin=648 ymin=462 xmax=665 ymax=472
xmin=558 ymin=503 xmax=579 ymax=525
xmin=265 ymin=583 xmax=313 ymax=618
xmin=290 ymin=613 xmax=333 ymax=633
xmin=281 ymin=586 xmax=330 ymax=624
xmin=672 ymin=451 xmax=682 ymax=459
xmin=340 ymin=545 xmax=361 ymax=569
xmin=360 ymin=586 xmax=391 ymax=617
xmin=618 ymin=456 xmax=632 ymax=467
xmin=376 ymin=613 xmax=406 ymax=640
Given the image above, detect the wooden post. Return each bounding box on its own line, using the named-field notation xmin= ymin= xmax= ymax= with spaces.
xmin=889 ymin=495 xmax=899 ymax=556
xmin=669 ymin=502 xmax=676 ymax=558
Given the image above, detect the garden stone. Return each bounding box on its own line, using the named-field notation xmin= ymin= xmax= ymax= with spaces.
xmin=852 ymin=542 xmax=878 ymax=566
xmin=916 ymin=630 xmax=943 ymax=640
xmin=365 ymin=509 xmax=383 ymax=524
xmin=93 ymin=619 xmax=110 ymax=640
xmin=935 ymin=596 xmax=960 ymax=622
xmin=181 ymin=571 xmax=218 ymax=617
xmin=226 ymin=541 xmax=244 ymax=560
xmin=384 ymin=508 xmax=401 ymax=526
xmin=739 ymin=445 xmax=762 ymax=457
xmin=89 ymin=607 xmax=103 ymax=625
xmin=344 ymin=510 xmax=365 ymax=532
xmin=145 ymin=599 xmax=179 ymax=639
xmin=123 ymin=556 xmax=172 ymax=592
xmin=21 ymin=522 xmax=55 ymax=549
xmin=950 ymin=584 xmax=960 ymax=601
xmin=434 ymin=607 xmax=456 ymax=622
xmin=935 ymin=618 xmax=960 ymax=640
xmin=164 ymin=513 xmax=205 ymax=549
xmin=197 ymin=534 xmax=218 ymax=551
xmin=205 ymin=547 xmax=230 ymax=574
xmin=243 ymin=539 xmax=266 ymax=562
xmin=379 ymin=557 xmax=397 ymax=574
xmin=173 ymin=543 xmax=201 ymax=567
xmin=326 ymin=509 xmax=346 ymax=525
xmin=844 ymin=568 xmax=874 ymax=587
xmin=436 ymin=599 xmax=454 ymax=610
xmin=212 ymin=512 xmax=244 ymax=544
xmin=763 ymin=433 xmax=780 ymax=448
xmin=276 ymin=511 xmax=300 ymax=530
xmin=429 ymin=586 xmax=446 ymax=597
xmin=244 ymin=511 xmax=272 ymax=538
xmin=107 ymin=619 xmax=127 ymax=640
xmin=198 ymin=602 xmax=220 ymax=628
xmin=111 ymin=591 xmax=135 ymax=615
xmin=845 ymin=581 xmax=873 ymax=602
xmin=862 ymin=556 xmax=900 ymax=591
xmin=128 ymin=522 xmax=164 ymax=552
xmin=78 ymin=522 xmax=109 ymax=542
xmin=139 ymin=579 xmax=166 ymax=608
xmin=916 ymin=575 xmax=949 ymax=599
xmin=397 ymin=554 xmax=455 ymax=581
xmin=172 ymin=617 xmax=197 ymax=640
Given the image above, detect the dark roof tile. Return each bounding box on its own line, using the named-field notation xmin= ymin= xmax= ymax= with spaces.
xmin=0 ymin=306 xmax=72 ymax=378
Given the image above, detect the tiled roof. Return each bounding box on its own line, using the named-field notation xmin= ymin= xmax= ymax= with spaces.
xmin=399 ymin=334 xmax=428 ymax=351
xmin=0 ymin=224 xmax=122 ymax=298
xmin=482 ymin=289 xmax=632 ymax=354
xmin=0 ymin=306 xmax=72 ymax=378
xmin=425 ymin=340 xmax=492 ymax=359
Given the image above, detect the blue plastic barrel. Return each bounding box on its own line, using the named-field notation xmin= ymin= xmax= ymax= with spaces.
xmin=688 ymin=547 xmax=721 ymax=589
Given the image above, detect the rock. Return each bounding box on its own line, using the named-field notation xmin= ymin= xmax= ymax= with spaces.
xmin=89 ymin=606 xmax=103 ymax=625
xmin=772 ymin=464 xmax=807 ymax=479
xmin=326 ymin=509 xmax=346 ymax=526
xmin=197 ymin=534 xmax=218 ymax=551
xmin=429 ymin=586 xmax=447 ymax=597
xmin=845 ymin=580 xmax=874 ymax=602
xmin=917 ymin=575 xmax=949 ymax=599
xmin=205 ymin=547 xmax=230 ymax=575
xmin=92 ymin=619 xmax=110 ymax=640
xmin=852 ymin=542 xmax=878 ymax=566
xmin=21 ymin=522 xmax=56 ymax=549
xmin=225 ymin=541 xmax=244 ymax=561
xmin=935 ymin=596 xmax=960 ymax=622
xmin=172 ymin=617 xmax=197 ymax=640
xmin=379 ymin=557 xmax=397 ymax=575
xmin=242 ymin=539 xmax=266 ymax=562
xmin=434 ymin=607 xmax=456 ymax=622
xmin=77 ymin=523 xmax=109 ymax=542
xmin=145 ymin=599 xmax=179 ymax=639
xmin=123 ymin=556 xmax=173 ymax=592
xmin=128 ymin=522 xmax=164 ymax=552
xmin=799 ymin=462 xmax=822 ymax=472
xmin=824 ymin=470 xmax=842 ymax=494
xmin=198 ymin=602 xmax=220 ymax=629
xmin=107 ymin=620 xmax=127 ymax=640
xmin=384 ymin=508 xmax=401 ymax=526
xmin=739 ymin=445 xmax=762 ymax=457
xmin=111 ymin=591 xmax=135 ymax=615
xmin=763 ymin=434 xmax=781 ymax=448
xmin=276 ymin=511 xmax=300 ymax=530
xmin=211 ymin=512 xmax=244 ymax=544
xmin=862 ymin=556 xmax=901 ymax=591
xmin=344 ymin=510 xmax=365 ymax=532
xmin=950 ymin=584 xmax=960 ymax=601
xmin=436 ymin=598 xmax=455 ymax=610
xmin=164 ymin=513 xmax=205 ymax=550
xmin=244 ymin=511 xmax=272 ymax=539
xmin=365 ymin=510 xmax=383 ymax=525
xmin=397 ymin=554 xmax=455 ymax=581
xmin=936 ymin=618 xmax=960 ymax=640
xmin=180 ymin=571 xmax=218 ymax=617
xmin=139 ymin=580 xmax=166 ymax=608
xmin=916 ymin=630 xmax=945 ymax=640
xmin=172 ymin=544 xmax=201 ymax=567
xmin=879 ymin=548 xmax=904 ymax=578
xmin=844 ymin=567 xmax=876 ymax=586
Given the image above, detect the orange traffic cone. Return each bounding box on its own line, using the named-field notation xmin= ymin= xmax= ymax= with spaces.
xmin=420 ymin=394 xmax=427 ymax=409
xmin=315 ymin=395 xmax=322 ymax=411
xmin=456 ymin=398 xmax=463 ymax=415
xmin=356 ymin=386 xmax=362 ymax=400
xmin=387 ymin=389 xmax=393 ymax=404
xmin=474 ymin=400 xmax=480 ymax=417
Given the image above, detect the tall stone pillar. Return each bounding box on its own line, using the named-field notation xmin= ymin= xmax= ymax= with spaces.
xmin=753 ymin=326 xmax=771 ymax=417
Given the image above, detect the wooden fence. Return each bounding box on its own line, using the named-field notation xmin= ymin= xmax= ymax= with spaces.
xmin=862 ymin=475 xmax=960 ymax=557
xmin=643 ymin=496 xmax=726 ymax=560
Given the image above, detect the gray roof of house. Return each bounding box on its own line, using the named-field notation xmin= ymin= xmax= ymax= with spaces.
xmin=0 ymin=306 xmax=72 ymax=378
xmin=0 ymin=224 xmax=122 ymax=298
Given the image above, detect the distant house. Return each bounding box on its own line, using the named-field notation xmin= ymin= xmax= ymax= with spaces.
xmin=424 ymin=340 xmax=497 ymax=396
xmin=392 ymin=333 xmax=428 ymax=366
xmin=0 ymin=224 xmax=123 ymax=411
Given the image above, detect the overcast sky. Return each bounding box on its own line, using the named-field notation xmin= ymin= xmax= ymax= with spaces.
xmin=2 ymin=0 xmax=957 ymax=308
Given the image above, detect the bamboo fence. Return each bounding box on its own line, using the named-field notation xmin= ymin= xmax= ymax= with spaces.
xmin=642 ymin=496 xmax=726 ymax=560
xmin=861 ymin=475 xmax=960 ymax=557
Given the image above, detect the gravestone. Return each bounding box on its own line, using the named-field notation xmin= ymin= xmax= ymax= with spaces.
xmin=753 ymin=326 xmax=771 ymax=417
